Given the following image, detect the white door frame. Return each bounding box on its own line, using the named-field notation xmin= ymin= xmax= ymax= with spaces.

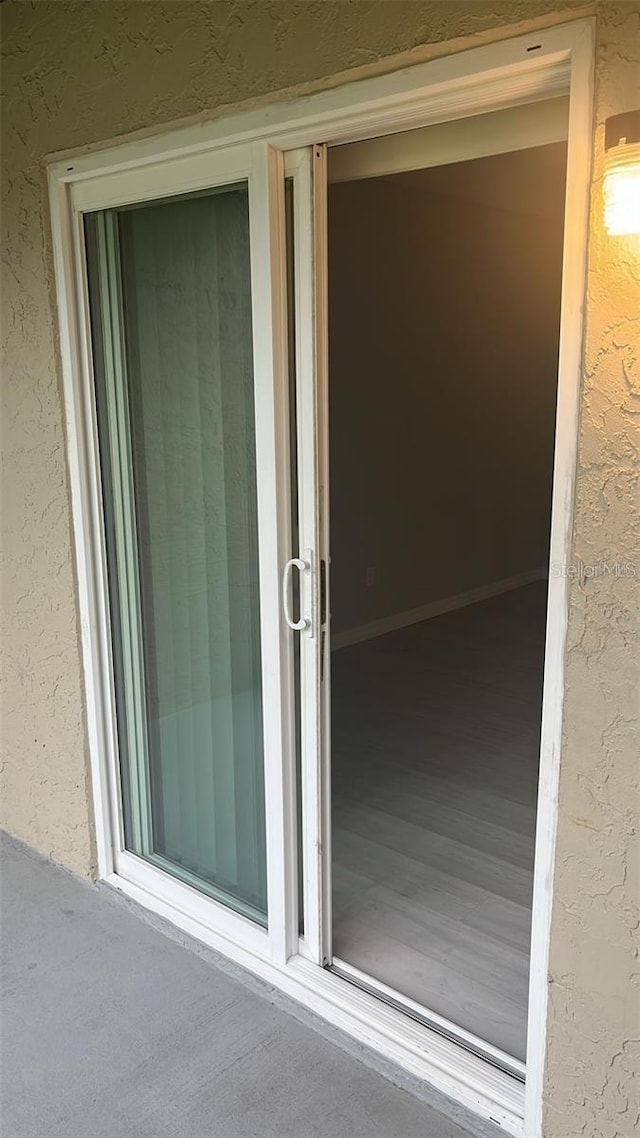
xmin=48 ymin=18 xmax=595 ymax=1137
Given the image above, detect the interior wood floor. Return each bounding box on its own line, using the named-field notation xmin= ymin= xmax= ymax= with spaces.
xmin=331 ymin=582 xmax=547 ymax=1063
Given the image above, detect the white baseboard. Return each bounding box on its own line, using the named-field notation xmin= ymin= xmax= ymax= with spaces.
xmin=331 ymin=568 xmax=548 ymax=651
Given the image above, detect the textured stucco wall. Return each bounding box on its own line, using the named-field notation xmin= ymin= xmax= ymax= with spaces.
xmin=543 ymin=5 xmax=640 ymax=1138
xmin=1 ymin=2 xmax=638 ymax=1136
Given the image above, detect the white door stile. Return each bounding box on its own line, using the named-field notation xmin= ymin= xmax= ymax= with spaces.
xmin=68 ymin=197 xmax=126 ymax=879
xmin=248 ymin=141 xmax=300 ymax=964
xmin=48 ymin=22 xmax=596 ymax=1137
xmin=312 ymin=142 xmax=333 ymax=968
xmin=91 ymin=212 xmax=153 ymax=859
xmin=288 ymin=144 xmax=334 ymax=967
xmin=284 ymin=148 xmax=325 ymax=964
xmin=46 ymin=181 xmax=115 ymax=881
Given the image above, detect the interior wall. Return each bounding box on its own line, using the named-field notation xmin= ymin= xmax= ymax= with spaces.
xmin=329 ymin=157 xmax=565 ymax=635
xmin=2 ymin=5 xmax=638 ymax=1138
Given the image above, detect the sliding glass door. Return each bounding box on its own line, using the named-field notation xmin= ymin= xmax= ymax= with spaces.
xmin=51 ymin=31 xmax=589 ymax=1129
xmin=84 ymin=156 xmax=291 ymax=928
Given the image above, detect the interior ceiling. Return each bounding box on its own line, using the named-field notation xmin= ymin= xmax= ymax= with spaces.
xmin=386 ymin=142 xmax=568 ymax=220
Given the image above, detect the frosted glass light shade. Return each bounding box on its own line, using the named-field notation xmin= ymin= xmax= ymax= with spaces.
xmin=603 ymin=146 xmax=640 ymax=236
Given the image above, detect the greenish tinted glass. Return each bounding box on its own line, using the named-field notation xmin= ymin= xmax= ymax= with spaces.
xmin=85 ymin=184 xmax=267 ymax=923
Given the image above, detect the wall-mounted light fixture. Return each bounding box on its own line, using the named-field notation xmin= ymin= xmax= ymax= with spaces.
xmin=603 ymin=110 xmax=640 ymax=236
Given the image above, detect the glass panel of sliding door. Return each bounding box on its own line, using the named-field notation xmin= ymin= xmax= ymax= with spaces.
xmin=85 ymin=184 xmax=267 ymax=923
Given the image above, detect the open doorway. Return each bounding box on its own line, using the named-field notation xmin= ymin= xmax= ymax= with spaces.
xmin=327 ymin=131 xmax=567 ymax=1065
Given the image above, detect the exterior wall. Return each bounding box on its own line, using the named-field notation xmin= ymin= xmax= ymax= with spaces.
xmin=1 ymin=3 xmax=638 ymax=1137
xmin=543 ymin=6 xmax=640 ymax=1137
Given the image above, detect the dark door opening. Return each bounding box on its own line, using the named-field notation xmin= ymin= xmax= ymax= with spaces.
xmin=328 ymin=135 xmax=567 ymax=1064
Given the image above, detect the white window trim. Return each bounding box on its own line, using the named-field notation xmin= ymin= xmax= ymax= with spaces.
xmin=48 ymin=18 xmax=595 ymax=1137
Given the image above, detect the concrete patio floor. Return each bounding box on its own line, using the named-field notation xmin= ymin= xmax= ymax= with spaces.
xmin=1 ymin=832 xmax=499 ymax=1138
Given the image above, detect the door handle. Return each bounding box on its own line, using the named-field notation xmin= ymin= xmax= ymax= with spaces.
xmin=282 ymin=556 xmax=311 ymax=632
